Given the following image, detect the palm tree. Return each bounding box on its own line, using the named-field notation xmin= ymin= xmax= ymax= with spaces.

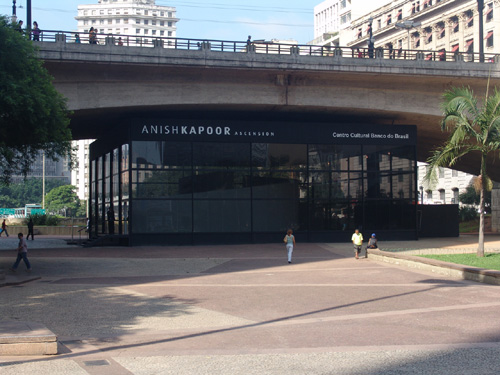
xmin=425 ymin=86 xmax=500 ymax=257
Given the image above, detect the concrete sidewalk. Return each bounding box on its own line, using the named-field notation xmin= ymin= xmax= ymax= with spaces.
xmin=1 ymin=238 xmax=500 ymax=374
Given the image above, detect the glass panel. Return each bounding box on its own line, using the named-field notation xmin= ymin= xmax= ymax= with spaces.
xmin=193 ymin=142 xmax=250 ymax=168
xmin=364 ymin=200 xmax=415 ymax=230
xmin=132 ymin=141 xmax=192 ymax=169
xmin=392 ymin=173 xmax=414 ymax=200
xmin=194 ymin=200 xmax=251 ymax=232
xmin=252 ymin=170 xmax=306 ymax=199
xmin=132 ymin=170 xmax=193 ymax=198
xmin=309 ymin=145 xmax=362 ymax=170
xmin=391 ymin=146 xmax=415 ymax=170
xmin=121 ymin=144 xmax=129 ymax=171
xmin=105 ymin=152 xmax=111 ymax=178
xmin=252 ymin=200 xmax=306 ymax=232
xmin=192 ymin=170 xmax=251 ymax=199
xmin=132 ymin=200 xmax=192 ymax=233
xmin=252 ymin=143 xmax=307 ymax=170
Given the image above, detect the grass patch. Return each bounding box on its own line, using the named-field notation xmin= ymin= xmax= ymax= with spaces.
xmin=459 ymin=219 xmax=479 ymax=233
xmin=419 ymin=253 xmax=500 ymax=271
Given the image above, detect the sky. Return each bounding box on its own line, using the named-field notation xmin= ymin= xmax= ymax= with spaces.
xmin=0 ymin=0 xmax=323 ymax=44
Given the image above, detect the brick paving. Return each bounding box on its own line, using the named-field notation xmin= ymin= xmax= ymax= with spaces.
xmin=1 ymin=237 xmax=500 ymax=374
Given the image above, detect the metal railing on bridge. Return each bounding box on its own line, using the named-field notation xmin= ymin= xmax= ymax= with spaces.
xmin=31 ymin=29 xmax=500 ymax=64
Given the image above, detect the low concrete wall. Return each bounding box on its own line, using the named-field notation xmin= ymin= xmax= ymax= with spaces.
xmin=368 ymin=249 xmax=500 ymax=286
xmin=6 ymin=226 xmax=86 ymax=236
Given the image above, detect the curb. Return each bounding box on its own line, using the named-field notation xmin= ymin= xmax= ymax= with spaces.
xmin=368 ymin=249 xmax=500 ymax=286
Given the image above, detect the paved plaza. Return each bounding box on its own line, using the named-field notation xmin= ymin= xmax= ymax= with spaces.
xmin=1 ymin=236 xmax=500 ymax=374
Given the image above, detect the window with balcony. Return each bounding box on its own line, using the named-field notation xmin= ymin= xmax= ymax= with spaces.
xmin=397 ymin=9 xmax=402 ymax=21
xmin=437 ymin=22 xmax=445 ymax=39
xmin=386 ymin=14 xmax=392 ymax=25
xmin=424 ymin=28 xmax=432 ymax=43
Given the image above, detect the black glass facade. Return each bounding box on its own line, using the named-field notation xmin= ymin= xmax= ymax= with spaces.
xmin=90 ymin=120 xmax=417 ymax=245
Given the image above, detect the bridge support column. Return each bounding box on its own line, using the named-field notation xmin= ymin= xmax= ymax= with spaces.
xmin=55 ymin=33 xmax=66 ymax=43
xmin=153 ymin=39 xmax=164 ymax=48
xmin=375 ymin=47 xmax=384 ymax=59
xmin=105 ymin=36 xmax=116 ymax=46
xmin=491 ymin=182 xmax=500 ymax=233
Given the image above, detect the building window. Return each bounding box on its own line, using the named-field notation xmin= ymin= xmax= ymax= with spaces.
xmin=144 ymin=20 xmax=149 ymax=25
xmin=426 ymin=190 xmax=433 ymax=200
xmin=144 ymin=29 xmax=149 ymax=34
xmin=451 ymin=16 xmax=459 ymax=33
xmin=386 ymin=13 xmax=392 ymax=25
xmin=136 ymin=29 xmax=140 ymax=34
xmin=152 ymin=20 xmax=156 ymax=26
xmin=466 ymin=10 xmax=474 ymax=28
xmin=451 ymin=43 xmax=459 ymax=54
xmin=152 ymin=30 xmax=156 ymax=35
xmin=168 ymin=31 xmax=172 ymax=37
xmin=160 ymin=21 xmax=165 ymax=26
xmin=108 ymin=19 xmax=112 ymax=24
xmin=423 ymin=0 xmax=432 ymax=8
xmin=160 ymin=30 xmax=164 ymax=36
xmin=144 ymin=10 xmax=148 ymax=16
xmin=397 ymin=9 xmax=403 ymax=21
xmin=439 ymin=189 xmax=445 ymax=202
xmin=438 ymin=22 xmax=445 ymax=39
xmin=340 ymin=0 xmax=347 ymax=9
xmin=160 ymin=11 xmax=164 ymax=17
xmin=452 ymin=188 xmax=459 ymax=203
xmin=486 ymin=3 xmax=493 ymax=22
xmin=168 ymin=22 xmax=173 ymax=27
xmin=377 ymin=19 xmax=381 ymax=29
xmin=466 ymin=38 xmax=474 ymax=53
xmin=451 ymin=169 xmax=458 ymax=177
xmin=357 ymin=28 xmax=362 ymax=39
xmin=136 ymin=19 xmax=140 ymax=24
xmin=168 ymin=12 xmax=173 ymax=18
xmin=413 ymin=32 xmax=420 ymax=48
xmin=486 ymin=31 xmax=494 ymax=48
xmin=100 ymin=10 xmax=104 ymax=15
xmin=425 ymin=27 xmax=432 ymax=44
xmin=438 ymin=167 xmax=444 ymax=178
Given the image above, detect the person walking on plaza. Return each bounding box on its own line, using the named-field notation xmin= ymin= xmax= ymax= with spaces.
xmin=1 ymin=219 xmax=9 ymax=237
xmin=10 ymin=233 xmax=31 ymax=272
xmin=27 ymin=218 xmax=35 ymax=240
xmin=351 ymin=229 xmax=363 ymax=260
xmin=283 ymin=229 xmax=295 ymax=264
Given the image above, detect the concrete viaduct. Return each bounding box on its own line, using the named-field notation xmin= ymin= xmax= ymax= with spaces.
xmin=37 ymin=37 xmax=500 ymax=182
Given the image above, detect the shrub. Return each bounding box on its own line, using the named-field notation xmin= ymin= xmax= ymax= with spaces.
xmin=459 ymin=206 xmax=477 ymax=222
xmin=24 ymin=214 xmax=60 ymax=226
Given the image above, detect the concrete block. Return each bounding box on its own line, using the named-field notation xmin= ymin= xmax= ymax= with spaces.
xmin=0 ymin=321 xmax=57 ymax=356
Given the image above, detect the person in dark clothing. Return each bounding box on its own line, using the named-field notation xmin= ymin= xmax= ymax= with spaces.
xmin=1 ymin=219 xmax=9 ymax=237
xmin=107 ymin=207 xmax=115 ymax=234
xmin=27 ymin=218 xmax=35 ymax=240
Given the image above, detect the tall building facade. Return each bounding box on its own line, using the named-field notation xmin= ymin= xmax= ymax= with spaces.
xmin=75 ymin=0 xmax=178 ymax=44
xmin=11 ymin=153 xmax=71 ymax=185
xmin=312 ymin=0 xmax=390 ymax=46
xmin=417 ymin=163 xmax=475 ymax=205
xmin=345 ymin=0 xmax=498 ymax=59
xmin=71 ymin=140 xmax=93 ymax=201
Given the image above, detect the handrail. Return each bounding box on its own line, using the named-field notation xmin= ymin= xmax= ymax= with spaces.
xmin=30 ymin=29 xmax=500 ymax=64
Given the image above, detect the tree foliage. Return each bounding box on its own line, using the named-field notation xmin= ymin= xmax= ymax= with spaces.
xmin=459 ymin=181 xmax=491 ymax=209
xmin=425 ymin=86 xmax=500 ymax=257
xmin=45 ymin=185 xmax=82 ymax=217
xmin=0 ymin=178 xmax=65 ymax=208
xmin=0 ymin=16 xmax=73 ymax=184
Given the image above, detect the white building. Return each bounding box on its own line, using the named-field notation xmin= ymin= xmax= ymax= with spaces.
xmin=417 ymin=162 xmax=476 ymax=205
xmin=75 ymin=0 xmax=178 ymax=45
xmin=71 ymin=140 xmax=93 ymax=201
xmin=312 ymin=0 xmax=390 ymax=46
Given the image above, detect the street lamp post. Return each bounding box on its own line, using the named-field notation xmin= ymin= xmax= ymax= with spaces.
xmin=395 ymin=20 xmax=421 ymax=52
xmin=11 ymin=1 xmax=17 ymax=23
xmin=478 ymin=0 xmax=484 ymax=62
xmin=368 ymin=17 xmax=374 ymax=58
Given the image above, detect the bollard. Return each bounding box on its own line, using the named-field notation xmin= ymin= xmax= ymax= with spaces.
xmin=105 ymin=36 xmax=115 ymax=46
xmin=153 ymin=39 xmax=164 ymax=48
xmin=55 ymin=33 xmax=67 ymax=43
